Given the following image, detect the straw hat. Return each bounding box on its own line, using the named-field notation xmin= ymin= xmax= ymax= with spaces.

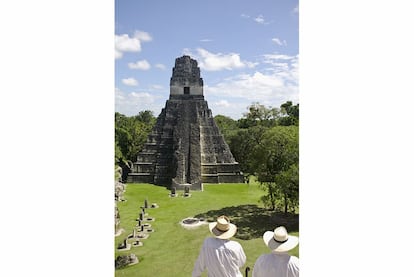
xmin=263 ymin=226 xmax=299 ymax=252
xmin=208 ymin=215 xmax=237 ymax=239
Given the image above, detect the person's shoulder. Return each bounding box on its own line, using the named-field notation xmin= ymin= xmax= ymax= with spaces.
xmin=288 ymin=256 xmax=299 ymax=274
xmin=227 ymin=239 xmax=244 ymax=248
xmin=289 ymin=255 xmax=299 ymax=265
xmin=254 ymin=253 xmax=270 ymax=265
xmin=256 ymin=253 xmax=270 ymax=260
xmin=203 ymin=237 xmax=216 ymax=244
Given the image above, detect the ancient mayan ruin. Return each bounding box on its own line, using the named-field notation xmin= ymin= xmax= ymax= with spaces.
xmin=127 ymin=55 xmax=243 ymax=190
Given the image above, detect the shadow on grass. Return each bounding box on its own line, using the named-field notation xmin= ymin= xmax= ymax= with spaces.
xmin=195 ymin=205 xmax=298 ymax=240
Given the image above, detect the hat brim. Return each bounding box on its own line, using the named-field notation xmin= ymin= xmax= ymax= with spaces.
xmin=208 ymin=222 xmax=237 ymax=239
xmin=263 ymin=231 xmax=299 ymax=252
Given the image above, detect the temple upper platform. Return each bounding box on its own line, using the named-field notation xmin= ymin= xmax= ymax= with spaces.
xmin=170 ymin=55 xmax=204 ymax=98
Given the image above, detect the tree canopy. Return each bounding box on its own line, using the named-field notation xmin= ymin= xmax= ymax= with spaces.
xmin=214 ymin=101 xmax=299 ymax=212
xmin=115 ymin=111 xmax=156 ymax=180
xmin=254 ymin=125 xmax=299 ymax=212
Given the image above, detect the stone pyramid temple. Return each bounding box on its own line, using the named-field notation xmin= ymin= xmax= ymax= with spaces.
xmin=127 ymin=55 xmax=243 ymax=190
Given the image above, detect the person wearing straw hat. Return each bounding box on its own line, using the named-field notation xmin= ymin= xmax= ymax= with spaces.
xmin=252 ymin=226 xmax=299 ymax=277
xmin=192 ymin=215 xmax=246 ymax=277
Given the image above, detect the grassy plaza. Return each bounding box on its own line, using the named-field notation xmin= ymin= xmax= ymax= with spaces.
xmin=115 ymin=181 xmax=299 ymax=276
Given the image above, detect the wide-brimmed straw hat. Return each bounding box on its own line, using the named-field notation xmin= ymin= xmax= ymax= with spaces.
xmin=208 ymin=215 xmax=237 ymax=239
xmin=263 ymin=226 xmax=299 ymax=252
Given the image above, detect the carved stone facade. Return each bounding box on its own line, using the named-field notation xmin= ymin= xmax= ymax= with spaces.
xmin=127 ymin=56 xmax=243 ymax=190
xmin=170 ymin=55 xmax=203 ymax=96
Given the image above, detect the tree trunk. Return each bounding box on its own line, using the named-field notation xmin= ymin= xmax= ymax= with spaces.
xmin=268 ymin=183 xmax=276 ymax=211
xmin=284 ymin=192 xmax=288 ymax=214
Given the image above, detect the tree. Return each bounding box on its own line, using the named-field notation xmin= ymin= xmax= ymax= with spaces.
xmin=115 ymin=111 xmax=156 ymax=162
xmin=115 ymin=111 xmax=156 ymax=181
xmin=238 ymin=102 xmax=280 ymax=128
xmin=229 ymin=125 xmax=267 ymax=176
xmin=214 ymin=115 xmax=238 ymax=143
xmin=281 ymin=101 xmax=299 ymax=119
xmin=254 ymin=126 xmax=299 ymax=212
xmin=135 ymin=110 xmax=156 ymax=125
xmin=279 ymin=101 xmax=299 ymax=126
xmin=274 ymin=164 xmax=299 ymax=213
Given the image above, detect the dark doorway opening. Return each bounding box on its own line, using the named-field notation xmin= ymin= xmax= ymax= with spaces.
xmin=184 ymin=87 xmax=190 ymax=95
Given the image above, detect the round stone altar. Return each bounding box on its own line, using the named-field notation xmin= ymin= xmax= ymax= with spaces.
xmin=180 ymin=217 xmax=207 ymax=229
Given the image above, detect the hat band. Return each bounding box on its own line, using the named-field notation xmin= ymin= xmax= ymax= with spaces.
xmin=273 ymin=237 xmax=288 ymax=243
xmin=216 ymin=225 xmax=229 ymax=232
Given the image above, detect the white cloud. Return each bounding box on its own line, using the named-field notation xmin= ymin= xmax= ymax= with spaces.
xmin=155 ymin=63 xmax=166 ymax=70
xmin=272 ymin=38 xmax=287 ymax=46
xmin=241 ymin=13 xmax=271 ymax=25
xmin=122 ymin=77 xmax=138 ymax=86
xmin=187 ymin=48 xmax=254 ymax=71
xmin=200 ymin=38 xmax=213 ymax=42
xmin=263 ymin=54 xmax=294 ymax=61
xmin=215 ymin=100 xmax=230 ymax=108
xmin=115 ymin=87 xmax=162 ymax=116
xmin=255 ymin=15 xmax=265 ymax=24
xmin=262 ymin=54 xmax=298 ymax=84
xmin=115 ymin=50 xmax=123 ymax=59
xmin=115 ymin=34 xmax=141 ymax=59
xmin=115 ymin=30 xmax=152 ymax=59
xmin=207 ymin=98 xmax=247 ymax=119
xmin=246 ymin=61 xmax=259 ymax=68
xmin=134 ymin=30 xmax=152 ymax=42
xmin=204 ymin=54 xmax=299 ymax=117
xmin=128 ymin=59 xmax=151 ymax=70
xmin=150 ymin=84 xmax=164 ymax=90
xmin=206 ymin=72 xmax=298 ymax=111
xmin=182 ymin=48 xmax=192 ymax=56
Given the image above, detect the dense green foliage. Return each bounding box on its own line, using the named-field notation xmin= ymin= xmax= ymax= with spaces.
xmin=115 ymin=111 xmax=156 ymax=179
xmin=214 ymin=101 xmax=299 ymax=213
xmin=254 ymin=126 xmax=299 ymax=212
xmin=115 ymin=182 xmax=298 ymax=277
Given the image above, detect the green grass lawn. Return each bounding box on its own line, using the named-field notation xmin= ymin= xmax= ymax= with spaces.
xmin=115 ymin=181 xmax=299 ymax=276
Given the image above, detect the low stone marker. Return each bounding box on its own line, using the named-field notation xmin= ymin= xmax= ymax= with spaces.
xmin=127 ymin=228 xmax=137 ymax=239
xmin=144 ymin=227 xmax=155 ymax=233
xmin=145 ymin=216 xmax=155 ymax=222
xmin=183 ymin=186 xmax=191 ymax=197
xmin=132 ymin=240 xmax=143 ymax=247
xmin=117 ymin=238 xmax=131 ymax=251
xmin=136 ymin=232 xmax=149 ymax=239
xmin=170 ymin=187 xmax=177 ymax=197
xmin=115 ymin=254 xmax=138 ymax=269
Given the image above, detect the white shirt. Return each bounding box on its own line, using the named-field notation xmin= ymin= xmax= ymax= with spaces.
xmin=252 ymin=252 xmax=299 ymax=277
xmin=192 ymin=237 xmax=246 ymax=277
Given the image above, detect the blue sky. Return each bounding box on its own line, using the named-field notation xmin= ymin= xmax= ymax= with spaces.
xmin=115 ymin=0 xmax=299 ymax=119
